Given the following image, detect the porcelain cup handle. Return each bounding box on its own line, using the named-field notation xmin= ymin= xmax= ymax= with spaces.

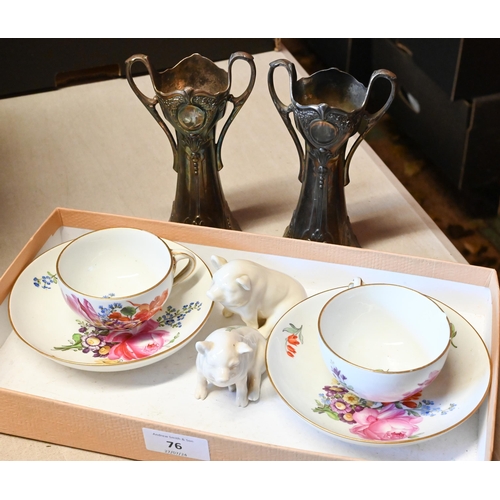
xmin=172 ymin=250 xmax=197 ymax=285
xmin=348 ymin=277 xmax=363 ymax=289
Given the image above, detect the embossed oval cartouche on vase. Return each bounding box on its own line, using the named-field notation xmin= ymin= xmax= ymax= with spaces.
xmin=268 ymin=59 xmax=396 ymax=246
xmin=126 ymin=52 xmax=256 ymax=230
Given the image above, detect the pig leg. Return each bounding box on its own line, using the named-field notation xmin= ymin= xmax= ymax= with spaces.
xmin=247 ymin=370 xmax=262 ymax=402
xmin=241 ymin=314 xmax=260 ymax=331
xmin=259 ymin=309 xmax=288 ymax=338
xmin=222 ymin=307 xmax=234 ymax=318
xmin=235 ymin=377 xmax=249 ymax=407
xmin=194 ymin=373 xmax=209 ymax=400
xmin=248 ymin=347 xmax=266 ymax=401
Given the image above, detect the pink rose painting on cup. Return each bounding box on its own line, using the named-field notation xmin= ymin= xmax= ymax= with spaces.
xmin=313 ymin=366 xmax=457 ymax=441
xmin=62 ymin=288 xmax=170 ymax=331
xmin=105 ymin=319 xmax=171 ymax=361
xmin=349 ymin=404 xmax=423 ymax=441
xmin=31 ymin=250 xmax=207 ymax=366
xmin=53 ymin=302 xmax=203 ymax=363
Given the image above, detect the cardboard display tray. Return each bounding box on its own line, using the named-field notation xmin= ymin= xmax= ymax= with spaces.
xmin=0 ymin=208 xmax=498 ymax=461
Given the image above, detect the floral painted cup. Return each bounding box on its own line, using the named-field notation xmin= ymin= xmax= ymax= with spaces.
xmin=318 ymin=282 xmax=452 ymax=403
xmin=56 ymin=227 xmax=196 ymax=331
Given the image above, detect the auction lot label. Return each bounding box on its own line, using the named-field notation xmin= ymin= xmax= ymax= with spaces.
xmin=142 ymin=427 xmax=210 ymax=461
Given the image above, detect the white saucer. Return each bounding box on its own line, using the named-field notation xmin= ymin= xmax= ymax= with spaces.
xmin=9 ymin=239 xmax=213 ymax=372
xmin=266 ymin=287 xmax=491 ymax=445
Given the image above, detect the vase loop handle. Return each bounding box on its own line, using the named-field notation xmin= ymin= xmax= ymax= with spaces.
xmin=268 ymin=59 xmax=306 ymax=182
xmin=216 ymin=52 xmax=256 ymax=171
xmin=344 ymin=69 xmax=397 ymax=185
xmin=125 ymin=54 xmax=178 ymax=167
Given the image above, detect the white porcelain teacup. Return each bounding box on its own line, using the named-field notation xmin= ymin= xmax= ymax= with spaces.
xmin=56 ymin=227 xmax=197 ymax=330
xmin=318 ymin=280 xmax=452 ymax=403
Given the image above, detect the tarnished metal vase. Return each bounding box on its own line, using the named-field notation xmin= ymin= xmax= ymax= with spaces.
xmin=268 ymin=59 xmax=396 ymax=246
xmin=126 ymin=52 xmax=256 ymax=230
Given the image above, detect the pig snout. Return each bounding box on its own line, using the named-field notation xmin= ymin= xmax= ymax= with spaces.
xmin=206 ymin=365 xmax=232 ymax=386
xmin=206 ymin=284 xmax=222 ymax=302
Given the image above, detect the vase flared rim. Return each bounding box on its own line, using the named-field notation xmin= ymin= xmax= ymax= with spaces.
xmin=153 ymin=53 xmax=230 ymax=97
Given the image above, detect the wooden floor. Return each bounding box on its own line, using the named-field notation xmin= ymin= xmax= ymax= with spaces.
xmin=282 ymin=39 xmax=500 ymax=276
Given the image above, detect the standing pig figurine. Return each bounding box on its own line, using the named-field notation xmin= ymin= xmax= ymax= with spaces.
xmin=206 ymin=255 xmax=307 ymax=338
xmin=194 ymin=326 xmax=266 ymax=407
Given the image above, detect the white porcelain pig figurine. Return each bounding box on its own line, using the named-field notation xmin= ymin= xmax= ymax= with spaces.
xmin=206 ymin=255 xmax=307 ymax=338
xmin=194 ymin=326 xmax=266 ymax=407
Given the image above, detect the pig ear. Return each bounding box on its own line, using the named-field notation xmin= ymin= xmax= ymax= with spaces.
xmin=236 ymin=342 xmax=253 ymax=355
xmin=236 ymin=275 xmax=251 ymax=291
xmin=211 ymin=255 xmax=228 ymax=270
xmin=196 ymin=341 xmax=213 ymax=355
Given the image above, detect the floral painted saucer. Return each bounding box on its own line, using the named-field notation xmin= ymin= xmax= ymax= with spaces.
xmin=9 ymin=238 xmax=213 ymax=372
xmin=266 ymin=287 xmax=491 ymax=445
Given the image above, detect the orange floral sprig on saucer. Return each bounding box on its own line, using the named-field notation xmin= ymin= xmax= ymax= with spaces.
xmin=283 ymin=323 xmax=303 ymax=358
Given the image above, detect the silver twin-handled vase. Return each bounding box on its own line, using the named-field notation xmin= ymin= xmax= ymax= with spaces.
xmin=268 ymin=59 xmax=396 ymax=246
xmin=125 ymin=52 xmax=256 ymax=230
